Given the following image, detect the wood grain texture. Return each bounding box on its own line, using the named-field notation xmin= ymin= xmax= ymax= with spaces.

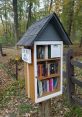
xmin=39 ymin=100 xmax=51 ymax=117
xmin=29 ymin=48 xmax=35 ymax=102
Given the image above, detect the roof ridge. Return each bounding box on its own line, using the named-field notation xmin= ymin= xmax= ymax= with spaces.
xmin=30 ymin=14 xmax=54 ymax=45
xmin=28 ymin=13 xmax=53 ymax=28
xmin=17 ymin=12 xmax=72 ymax=46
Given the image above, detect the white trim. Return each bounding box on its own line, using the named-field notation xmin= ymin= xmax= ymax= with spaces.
xmin=35 ymin=41 xmax=63 ymax=45
xmin=60 ymin=42 xmax=63 ymax=94
xmin=35 ymin=91 xmax=62 ymax=103
xmin=34 ymin=41 xmax=63 ymax=103
xmin=34 ymin=44 xmax=37 ymax=101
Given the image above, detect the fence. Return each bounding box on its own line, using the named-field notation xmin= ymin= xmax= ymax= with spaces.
xmin=64 ymin=49 xmax=82 ymax=106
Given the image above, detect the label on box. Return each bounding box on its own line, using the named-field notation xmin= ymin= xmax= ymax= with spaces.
xmin=51 ymin=44 xmax=61 ymax=58
xmin=22 ymin=48 xmax=31 ymax=63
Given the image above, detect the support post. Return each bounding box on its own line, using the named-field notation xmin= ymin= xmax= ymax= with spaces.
xmin=66 ymin=49 xmax=75 ymax=103
xmin=0 ymin=43 xmax=3 ymax=56
xmin=16 ymin=60 xmax=18 ymax=80
xmin=39 ymin=100 xmax=51 ymax=117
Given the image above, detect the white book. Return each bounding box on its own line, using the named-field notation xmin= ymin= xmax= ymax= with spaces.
xmin=48 ymin=63 xmax=50 ymax=76
xmin=47 ymin=80 xmax=49 ymax=92
xmin=38 ymin=80 xmax=43 ymax=96
xmin=45 ymin=45 xmax=48 ymax=59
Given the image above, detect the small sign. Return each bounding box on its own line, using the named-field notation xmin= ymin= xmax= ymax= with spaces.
xmin=51 ymin=44 xmax=61 ymax=58
xmin=22 ymin=48 xmax=31 ymax=63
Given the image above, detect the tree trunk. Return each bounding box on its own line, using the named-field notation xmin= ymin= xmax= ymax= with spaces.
xmin=49 ymin=0 xmax=53 ymax=14
xmin=79 ymin=37 xmax=82 ymax=47
xmin=26 ymin=2 xmax=32 ymax=29
xmin=13 ymin=0 xmax=19 ymax=43
xmin=0 ymin=15 xmax=5 ymax=33
xmin=67 ymin=0 xmax=75 ymax=38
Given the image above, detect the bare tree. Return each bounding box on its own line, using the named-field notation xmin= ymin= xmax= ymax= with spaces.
xmin=26 ymin=1 xmax=32 ymax=29
xmin=13 ymin=0 xmax=19 ymax=43
xmin=49 ymin=0 xmax=53 ymax=14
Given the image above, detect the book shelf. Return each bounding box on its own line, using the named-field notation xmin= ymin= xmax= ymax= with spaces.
xmin=24 ymin=41 xmax=63 ymax=103
xmin=33 ymin=41 xmax=63 ymax=103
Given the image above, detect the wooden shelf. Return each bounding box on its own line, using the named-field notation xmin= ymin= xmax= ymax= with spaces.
xmin=38 ymin=73 xmax=60 ymax=80
xmin=37 ymin=57 xmax=60 ymax=62
xmin=42 ymin=88 xmax=60 ymax=96
xmin=37 ymin=79 xmax=60 ymax=98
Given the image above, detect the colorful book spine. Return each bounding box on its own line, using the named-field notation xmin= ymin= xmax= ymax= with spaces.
xmin=50 ymin=63 xmax=55 ymax=74
xmin=42 ymin=64 xmax=46 ymax=76
xmin=37 ymin=46 xmax=45 ymax=59
xmin=53 ymin=78 xmax=58 ymax=89
xmin=49 ymin=78 xmax=53 ymax=91
xmin=48 ymin=63 xmax=50 ymax=76
xmin=42 ymin=80 xmax=47 ymax=93
xmin=47 ymin=80 xmax=49 ymax=92
xmin=54 ymin=62 xmax=58 ymax=73
xmin=45 ymin=45 xmax=48 ymax=59
xmin=38 ymin=64 xmax=43 ymax=79
xmin=37 ymin=80 xmax=43 ymax=96
xmin=48 ymin=45 xmax=51 ymax=58
xmin=37 ymin=64 xmax=40 ymax=77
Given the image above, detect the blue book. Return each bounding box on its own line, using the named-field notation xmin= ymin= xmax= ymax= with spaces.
xmin=53 ymin=78 xmax=58 ymax=89
xmin=42 ymin=80 xmax=47 ymax=92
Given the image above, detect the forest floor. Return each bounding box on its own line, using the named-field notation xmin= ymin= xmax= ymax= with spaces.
xmin=0 ymin=46 xmax=82 ymax=117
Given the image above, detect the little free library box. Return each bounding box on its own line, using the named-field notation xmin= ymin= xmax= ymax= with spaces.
xmin=17 ymin=13 xmax=72 ymax=103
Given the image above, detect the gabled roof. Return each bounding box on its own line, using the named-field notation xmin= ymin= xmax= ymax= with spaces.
xmin=17 ymin=13 xmax=72 ymax=46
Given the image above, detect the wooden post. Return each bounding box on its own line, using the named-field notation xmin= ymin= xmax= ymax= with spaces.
xmin=15 ymin=54 xmax=20 ymax=80
xmin=39 ymin=100 xmax=51 ymax=117
xmin=66 ymin=49 xmax=75 ymax=103
xmin=0 ymin=43 xmax=3 ymax=56
xmin=16 ymin=60 xmax=18 ymax=80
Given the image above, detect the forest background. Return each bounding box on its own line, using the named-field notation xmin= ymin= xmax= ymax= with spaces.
xmin=0 ymin=0 xmax=82 ymax=46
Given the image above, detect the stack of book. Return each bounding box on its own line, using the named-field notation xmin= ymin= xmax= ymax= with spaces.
xmin=37 ymin=78 xmax=59 ymax=97
xmin=37 ymin=63 xmax=48 ymax=78
xmin=37 ymin=62 xmax=59 ymax=79
xmin=37 ymin=46 xmax=45 ymax=59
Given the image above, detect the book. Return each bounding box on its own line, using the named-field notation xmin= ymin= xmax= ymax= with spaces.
xmin=53 ymin=78 xmax=58 ymax=89
xmin=45 ymin=45 xmax=48 ymax=59
xmin=49 ymin=62 xmax=59 ymax=75
xmin=47 ymin=63 xmax=50 ymax=76
xmin=49 ymin=78 xmax=53 ymax=91
xmin=37 ymin=46 xmax=45 ymax=59
xmin=47 ymin=80 xmax=49 ymax=92
xmin=37 ymin=80 xmax=43 ymax=96
xmin=42 ymin=63 xmax=48 ymax=77
xmin=54 ymin=62 xmax=58 ymax=73
xmin=37 ymin=64 xmax=40 ymax=77
xmin=37 ymin=64 xmax=43 ymax=79
xmin=50 ymin=63 xmax=55 ymax=74
xmin=42 ymin=64 xmax=46 ymax=76
xmin=42 ymin=80 xmax=47 ymax=93
xmin=48 ymin=45 xmax=51 ymax=58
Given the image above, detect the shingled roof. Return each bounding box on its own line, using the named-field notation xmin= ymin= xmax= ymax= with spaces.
xmin=17 ymin=13 xmax=72 ymax=46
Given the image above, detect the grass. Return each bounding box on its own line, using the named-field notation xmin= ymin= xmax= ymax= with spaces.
xmin=18 ymin=103 xmax=32 ymax=114
xmin=0 ymin=78 xmax=37 ymax=116
xmin=65 ymin=105 xmax=82 ymax=117
xmin=0 ymin=79 xmax=25 ymax=108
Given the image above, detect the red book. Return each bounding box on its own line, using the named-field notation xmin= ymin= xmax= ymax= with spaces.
xmin=37 ymin=64 xmax=43 ymax=79
xmin=38 ymin=64 xmax=40 ymax=77
xmin=49 ymin=79 xmax=53 ymax=91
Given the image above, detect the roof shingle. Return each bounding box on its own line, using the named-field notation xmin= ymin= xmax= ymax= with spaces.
xmin=17 ymin=13 xmax=72 ymax=46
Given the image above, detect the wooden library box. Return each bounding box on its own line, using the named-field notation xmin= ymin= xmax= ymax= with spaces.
xmin=24 ymin=41 xmax=63 ymax=103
